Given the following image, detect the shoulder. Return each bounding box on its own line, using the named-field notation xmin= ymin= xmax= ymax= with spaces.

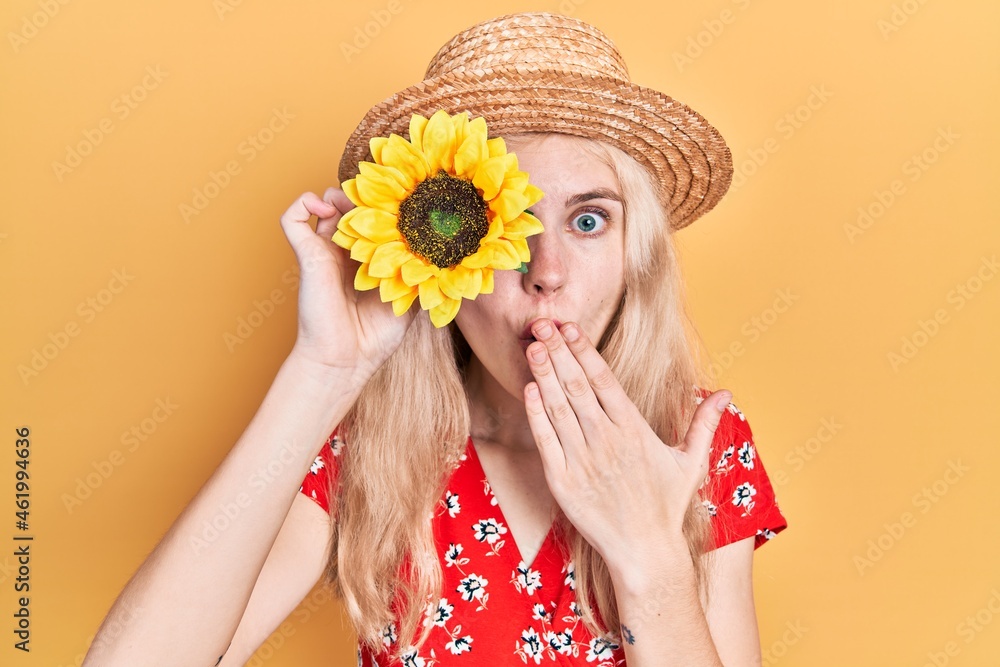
xmin=693 ymin=387 xmax=788 ymax=551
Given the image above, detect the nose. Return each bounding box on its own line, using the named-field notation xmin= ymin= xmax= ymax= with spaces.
xmin=522 ymin=222 xmax=567 ymax=296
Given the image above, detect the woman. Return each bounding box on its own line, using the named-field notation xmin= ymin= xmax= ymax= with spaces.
xmin=85 ymin=12 xmax=786 ymax=667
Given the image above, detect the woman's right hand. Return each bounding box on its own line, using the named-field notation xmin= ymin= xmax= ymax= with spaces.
xmin=279 ymin=188 xmax=416 ymax=385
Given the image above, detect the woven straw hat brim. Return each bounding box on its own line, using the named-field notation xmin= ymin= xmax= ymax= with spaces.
xmin=339 ymin=65 xmax=732 ymax=231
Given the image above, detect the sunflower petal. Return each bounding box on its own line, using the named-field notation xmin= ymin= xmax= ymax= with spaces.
xmin=462 ymin=268 xmax=483 ymax=299
xmin=354 ymin=263 xmax=380 ymax=291
xmin=489 ymin=188 xmax=530 ymax=223
xmin=422 ymin=110 xmax=457 ymax=175
xmin=392 ymin=288 xmax=418 ymax=316
xmin=401 ymin=258 xmax=436 ymax=286
xmin=429 ymin=297 xmax=461 ymax=328
xmin=381 ymin=134 xmax=429 ymax=184
xmin=418 ymin=276 xmax=445 ymax=310
xmin=348 ymin=208 xmax=402 ymax=244
xmin=438 ymin=266 xmax=471 ymax=301
xmin=461 ymin=245 xmax=494 ymax=269
xmin=369 ymin=136 xmax=389 ymax=164
xmin=523 ymin=183 xmax=545 ymax=208
xmin=368 ymin=240 xmax=410 ymax=278
xmin=349 ymin=238 xmax=379 ymax=263
xmin=379 ymin=274 xmax=414 ymax=302
xmin=359 ymin=161 xmax=414 ymax=193
xmin=472 ymin=156 xmax=508 ymax=201
xmin=486 ymin=137 xmax=506 ymax=158
xmin=408 ymin=114 xmax=429 ymax=153
xmin=355 ymin=171 xmax=405 ymax=214
xmin=512 ymin=238 xmax=530 ymax=263
xmin=451 ymin=111 xmax=469 ymax=147
xmin=342 ymin=178 xmax=364 ymax=207
xmin=480 ymin=268 xmax=495 ymax=294
xmin=483 ymin=215 xmax=506 ymax=242
xmin=487 ymin=240 xmax=522 ymax=270
xmin=503 ymin=212 xmax=545 ymax=240
xmin=332 ymin=228 xmax=357 ymax=250
xmin=454 ymin=117 xmax=489 ymax=180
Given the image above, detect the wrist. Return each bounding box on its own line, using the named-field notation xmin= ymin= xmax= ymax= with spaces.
xmin=606 ymin=534 xmax=694 ymax=598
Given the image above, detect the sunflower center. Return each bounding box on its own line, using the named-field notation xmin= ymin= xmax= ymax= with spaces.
xmin=398 ymin=171 xmax=490 ymax=269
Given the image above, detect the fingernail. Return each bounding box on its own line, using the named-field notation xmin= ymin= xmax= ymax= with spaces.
xmin=562 ymin=324 xmax=579 ymax=342
xmin=716 ymin=391 xmax=732 ymax=412
xmin=530 ymin=344 xmax=546 ymax=362
xmin=534 ymin=321 xmax=553 ymax=339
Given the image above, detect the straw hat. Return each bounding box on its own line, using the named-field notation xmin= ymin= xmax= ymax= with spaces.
xmin=338 ymin=12 xmax=733 ymax=231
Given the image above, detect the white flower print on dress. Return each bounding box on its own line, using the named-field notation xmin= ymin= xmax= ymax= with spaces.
xmin=702 ymin=499 xmax=718 ymax=517
xmin=482 ymin=479 xmax=499 ymax=507
xmin=381 ymin=621 xmax=398 ymax=647
xmin=516 ymin=627 xmax=546 ymax=665
xmin=586 ymin=636 xmax=621 ymax=662
xmin=758 ymin=527 xmax=778 ymax=541
xmin=562 ymin=560 xmax=576 ymax=591
xmin=713 ymin=443 xmax=735 ymax=476
xmin=545 ymin=628 xmax=578 ymax=657
xmin=457 ymin=573 xmax=489 ymax=610
xmin=309 ymin=455 xmax=325 ymax=475
xmin=737 ymin=440 xmax=756 ymax=470
xmin=443 ymin=490 xmax=461 ymax=518
xmin=443 ymin=543 xmax=469 ymax=573
xmin=444 ymin=631 xmax=473 ymax=655
xmin=512 ymin=561 xmax=543 ymax=595
xmin=427 ymin=598 xmax=454 ymax=627
xmin=726 ymin=402 xmax=746 ymax=421
xmin=472 ymin=518 xmax=507 ymax=557
xmin=532 ymin=602 xmax=553 ymax=622
xmin=732 ymin=481 xmax=757 ymax=517
xmin=330 ymin=434 xmax=344 ymax=456
xmin=400 ymin=646 xmax=438 ymax=667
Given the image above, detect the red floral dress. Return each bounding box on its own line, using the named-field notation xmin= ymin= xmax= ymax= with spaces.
xmin=299 ymin=394 xmax=787 ymax=666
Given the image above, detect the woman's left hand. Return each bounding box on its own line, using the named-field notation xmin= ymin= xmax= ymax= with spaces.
xmin=522 ymin=318 xmax=731 ymax=571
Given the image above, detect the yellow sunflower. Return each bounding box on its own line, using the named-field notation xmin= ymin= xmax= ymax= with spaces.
xmin=332 ymin=110 xmax=545 ymax=328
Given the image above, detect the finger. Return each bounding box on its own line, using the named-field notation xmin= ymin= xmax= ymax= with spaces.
xmin=679 ymin=390 xmax=732 ymax=464
xmin=530 ymin=319 xmax=607 ymax=433
xmin=279 ymin=192 xmax=338 ymax=254
xmin=557 ymin=322 xmax=640 ymax=426
xmin=524 ymin=381 xmax=567 ymax=474
xmin=317 ymin=188 xmax=356 ymax=239
xmin=525 ymin=338 xmax=587 ymax=455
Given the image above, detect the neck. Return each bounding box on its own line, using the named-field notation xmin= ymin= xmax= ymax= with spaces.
xmin=465 ymin=356 xmax=537 ymax=454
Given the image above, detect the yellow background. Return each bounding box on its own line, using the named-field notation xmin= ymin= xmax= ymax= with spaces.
xmin=2 ymin=0 xmax=998 ymax=665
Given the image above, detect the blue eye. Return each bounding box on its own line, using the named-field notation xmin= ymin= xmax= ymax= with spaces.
xmin=571 ymin=210 xmax=606 ymax=234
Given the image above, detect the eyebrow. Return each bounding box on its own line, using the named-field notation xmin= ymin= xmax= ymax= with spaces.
xmin=564 ymin=188 xmax=623 ymax=207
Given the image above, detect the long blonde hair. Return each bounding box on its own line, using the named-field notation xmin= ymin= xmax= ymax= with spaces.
xmin=324 ymin=133 xmax=720 ymax=659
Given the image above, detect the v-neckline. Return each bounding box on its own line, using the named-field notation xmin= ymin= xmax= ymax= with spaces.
xmin=465 ymin=436 xmax=557 ymax=572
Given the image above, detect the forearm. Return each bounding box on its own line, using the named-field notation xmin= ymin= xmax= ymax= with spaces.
xmin=84 ymin=352 xmax=360 ymax=666
xmin=609 ymin=537 xmax=724 ymax=667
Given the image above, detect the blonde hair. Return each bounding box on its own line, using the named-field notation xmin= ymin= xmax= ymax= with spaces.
xmin=324 ymin=133 xmax=720 ymax=659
